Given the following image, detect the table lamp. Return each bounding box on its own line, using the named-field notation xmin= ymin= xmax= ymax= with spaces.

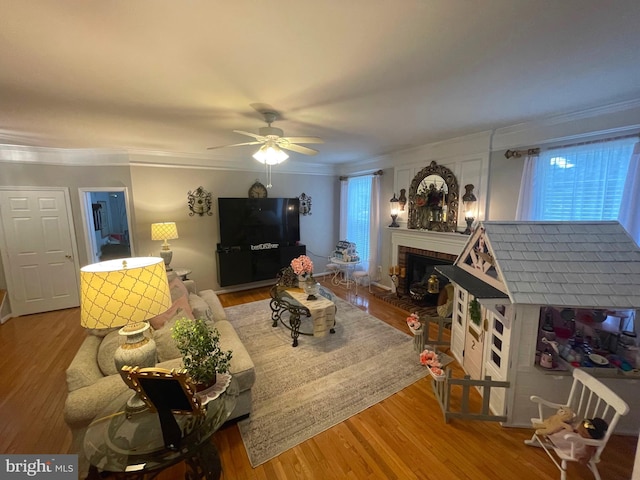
xmin=80 ymin=257 xmax=172 ymax=372
xmin=151 ymin=222 xmax=179 ymax=271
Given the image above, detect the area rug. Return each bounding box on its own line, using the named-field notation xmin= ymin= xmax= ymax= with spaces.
xmin=224 ymin=297 xmax=428 ymax=467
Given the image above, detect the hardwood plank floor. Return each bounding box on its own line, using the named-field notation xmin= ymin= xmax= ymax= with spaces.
xmin=0 ymin=282 xmax=636 ymax=479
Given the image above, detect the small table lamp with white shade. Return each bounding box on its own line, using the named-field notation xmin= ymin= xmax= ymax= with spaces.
xmin=151 ymin=222 xmax=179 ymax=271
xmin=80 ymin=257 xmax=172 ymax=372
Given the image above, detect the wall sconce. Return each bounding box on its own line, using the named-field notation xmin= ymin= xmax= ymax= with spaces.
xmin=462 ymin=184 xmax=477 ymax=235
xmin=187 ymin=186 xmax=213 ymax=216
xmin=398 ymin=188 xmax=407 ymax=211
xmin=389 ymin=193 xmax=400 ymax=228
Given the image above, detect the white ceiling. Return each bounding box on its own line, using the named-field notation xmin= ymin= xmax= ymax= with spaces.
xmin=2 ymin=0 xmax=640 ymax=166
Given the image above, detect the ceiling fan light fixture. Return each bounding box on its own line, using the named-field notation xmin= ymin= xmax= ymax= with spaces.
xmin=252 ymin=144 xmax=289 ymax=165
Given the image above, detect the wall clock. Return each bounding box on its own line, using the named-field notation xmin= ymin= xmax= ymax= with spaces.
xmin=248 ymin=180 xmax=268 ymax=198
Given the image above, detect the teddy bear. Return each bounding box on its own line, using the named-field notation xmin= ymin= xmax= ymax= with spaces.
xmin=532 ymin=407 xmax=576 ymax=436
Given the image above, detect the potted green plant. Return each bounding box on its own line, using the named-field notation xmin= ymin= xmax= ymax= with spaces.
xmin=171 ymin=318 xmax=233 ymax=390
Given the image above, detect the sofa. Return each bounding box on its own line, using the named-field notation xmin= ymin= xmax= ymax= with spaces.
xmin=64 ymin=271 xmax=256 ymax=456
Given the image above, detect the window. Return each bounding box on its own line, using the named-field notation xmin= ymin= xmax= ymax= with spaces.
xmin=345 ymin=175 xmax=372 ymax=266
xmin=525 ymin=138 xmax=636 ymax=221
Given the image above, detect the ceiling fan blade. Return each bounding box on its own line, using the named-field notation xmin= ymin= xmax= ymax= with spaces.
xmin=233 ymin=130 xmax=267 ymax=141
xmin=279 ymin=143 xmax=319 ymax=156
xmin=207 ymin=141 xmax=262 ymax=150
xmin=281 ymin=136 xmax=324 ymax=144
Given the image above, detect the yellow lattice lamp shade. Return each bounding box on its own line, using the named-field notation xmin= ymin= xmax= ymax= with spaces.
xmin=151 ymin=222 xmax=179 ymax=242
xmin=80 ymin=257 xmax=172 ymax=329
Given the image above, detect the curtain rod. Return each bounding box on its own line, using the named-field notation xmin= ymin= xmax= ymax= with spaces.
xmin=504 ymin=148 xmax=540 ymax=159
xmin=544 ymin=132 xmax=639 ymax=151
xmin=339 ymin=169 xmax=383 ymax=181
xmin=505 ymin=132 xmax=639 ymax=158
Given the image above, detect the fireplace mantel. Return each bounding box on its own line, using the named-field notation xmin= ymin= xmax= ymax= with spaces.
xmin=390 ymin=228 xmax=468 ymax=265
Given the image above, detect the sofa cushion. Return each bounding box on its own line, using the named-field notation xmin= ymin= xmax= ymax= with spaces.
xmin=189 ymin=293 xmax=213 ymax=321
xmin=149 ymin=294 xmax=194 ymax=330
xmin=198 ymin=289 xmax=227 ymax=322
xmin=97 ymin=330 xmax=121 ymax=376
xmin=66 ymin=335 xmax=105 ymax=392
xmin=214 ymin=319 xmax=255 ymax=393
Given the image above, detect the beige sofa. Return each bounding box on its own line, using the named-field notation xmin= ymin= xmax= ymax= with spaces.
xmin=64 ymin=272 xmax=255 ymax=457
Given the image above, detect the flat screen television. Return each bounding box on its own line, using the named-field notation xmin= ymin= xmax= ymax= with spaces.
xmin=218 ymin=197 xmax=300 ymax=248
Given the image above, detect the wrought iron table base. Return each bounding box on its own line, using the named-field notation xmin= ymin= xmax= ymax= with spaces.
xmin=270 ymin=298 xmax=335 ymax=347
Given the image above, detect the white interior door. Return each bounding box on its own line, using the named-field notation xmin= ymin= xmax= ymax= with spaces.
xmin=0 ymin=188 xmax=80 ymax=316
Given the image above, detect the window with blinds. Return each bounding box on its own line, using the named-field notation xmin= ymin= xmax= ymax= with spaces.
xmin=345 ymin=175 xmax=372 ymax=265
xmin=531 ymin=138 xmax=635 ymax=221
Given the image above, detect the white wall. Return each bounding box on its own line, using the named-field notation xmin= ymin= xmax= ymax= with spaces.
xmin=129 ymin=164 xmax=339 ymax=291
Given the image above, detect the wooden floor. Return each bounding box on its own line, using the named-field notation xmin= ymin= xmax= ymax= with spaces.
xmin=0 ymin=282 xmax=636 ymax=479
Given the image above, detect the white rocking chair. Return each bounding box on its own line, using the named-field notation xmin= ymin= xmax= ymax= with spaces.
xmin=524 ymin=368 xmax=630 ymax=480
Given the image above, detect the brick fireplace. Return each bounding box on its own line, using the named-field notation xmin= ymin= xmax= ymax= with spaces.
xmin=390 ymin=229 xmax=468 ymax=298
xmin=398 ymin=245 xmax=457 ymax=297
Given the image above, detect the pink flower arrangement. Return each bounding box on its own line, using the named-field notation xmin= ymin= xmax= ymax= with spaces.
xmin=406 ymin=312 xmax=421 ymax=330
xmin=291 ymin=255 xmax=314 ymax=276
xmin=420 ymin=348 xmax=443 ymax=376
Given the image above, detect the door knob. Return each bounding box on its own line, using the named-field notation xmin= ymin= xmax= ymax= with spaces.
xmin=65 ymin=255 xmax=72 ymax=260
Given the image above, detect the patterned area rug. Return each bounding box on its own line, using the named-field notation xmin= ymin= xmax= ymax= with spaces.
xmin=224 ymin=297 xmax=427 ymax=467
xmin=372 ymin=290 xmax=439 ymax=318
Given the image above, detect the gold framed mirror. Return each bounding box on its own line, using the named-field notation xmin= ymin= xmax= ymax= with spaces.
xmin=407 ymin=161 xmax=459 ymax=232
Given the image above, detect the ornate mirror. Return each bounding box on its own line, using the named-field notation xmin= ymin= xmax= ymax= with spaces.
xmin=408 ymin=161 xmax=459 ymax=232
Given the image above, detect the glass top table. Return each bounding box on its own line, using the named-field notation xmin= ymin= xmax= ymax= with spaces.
xmin=83 ymin=375 xmax=238 ymax=479
xmin=269 ymin=284 xmax=337 ymax=347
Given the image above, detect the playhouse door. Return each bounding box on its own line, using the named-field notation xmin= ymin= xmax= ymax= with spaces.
xmin=463 ymin=310 xmax=485 ymax=379
xmin=482 ymin=307 xmax=512 ymax=416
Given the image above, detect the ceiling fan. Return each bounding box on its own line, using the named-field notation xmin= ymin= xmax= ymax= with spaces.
xmin=207 ymin=110 xmax=323 ymax=165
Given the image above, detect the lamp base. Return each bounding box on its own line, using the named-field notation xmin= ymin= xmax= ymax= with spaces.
xmin=114 ymin=322 xmax=157 ymax=372
xmin=389 ymin=215 xmax=400 ymax=228
xmin=115 ymin=321 xmax=157 ymax=416
xmin=159 ymin=249 xmax=173 ymax=271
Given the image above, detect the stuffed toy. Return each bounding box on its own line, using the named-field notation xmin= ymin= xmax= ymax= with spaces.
xmin=547 ymin=417 xmax=608 ymax=464
xmin=532 ymin=407 xmax=575 ymax=436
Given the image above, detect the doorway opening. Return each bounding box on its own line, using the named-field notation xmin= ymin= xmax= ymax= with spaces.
xmin=79 ymin=188 xmax=134 ymax=264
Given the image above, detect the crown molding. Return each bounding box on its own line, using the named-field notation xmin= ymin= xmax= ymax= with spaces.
xmin=0 ymin=143 xmax=338 ymax=175
xmin=492 ymin=98 xmax=640 ymax=150
xmin=0 ymin=144 xmax=129 ymax=166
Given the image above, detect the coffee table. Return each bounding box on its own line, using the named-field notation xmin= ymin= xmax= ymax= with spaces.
xmin=83 ymin=376 xmax=238 ymax=479
xmin=270 ymin=284 xmax=337 ymax=347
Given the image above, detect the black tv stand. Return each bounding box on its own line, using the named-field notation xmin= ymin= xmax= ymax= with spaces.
xmin=216 ymin=244 xmax=306 ymax=287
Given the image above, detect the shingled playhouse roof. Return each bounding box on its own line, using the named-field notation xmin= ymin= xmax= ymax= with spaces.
xmin=476 ymin=221 xmax=640 ymax=309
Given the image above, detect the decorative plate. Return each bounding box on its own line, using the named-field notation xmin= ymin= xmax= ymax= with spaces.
xmin=197 ymin=373 xmax=232 ymax=405
xmin=588 ymin=353 xmax=609 ymax=366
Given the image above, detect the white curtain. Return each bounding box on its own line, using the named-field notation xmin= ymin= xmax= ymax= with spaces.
xmin=339 ymin=177 xmax=348 ymax=241
xmin=515 ymin=153 xmax=538 ymax=220
xmin=618 ymin=142 xmax=640 ymax=246
xmin=366 ymin=174 xmax=381 ymax=277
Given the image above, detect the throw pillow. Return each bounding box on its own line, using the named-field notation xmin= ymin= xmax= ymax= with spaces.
xmin=97 ymin=330 xmax=122 ymax=376
xmin=149 ymin=294 xmax=194 ymax=330
xmin=154 ymin=312 xmax=190 ymax=363
xmin=86 ymin=326 xmax=119 ymax=338
xmin=169 ymin=276 xmax=189 ymax=302
xmin=189 ymin=293 xmax=213 ymax=322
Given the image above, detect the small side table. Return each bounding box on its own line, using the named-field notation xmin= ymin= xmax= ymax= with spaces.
xmin=173 ymin=268 xmax=192 ymax=281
